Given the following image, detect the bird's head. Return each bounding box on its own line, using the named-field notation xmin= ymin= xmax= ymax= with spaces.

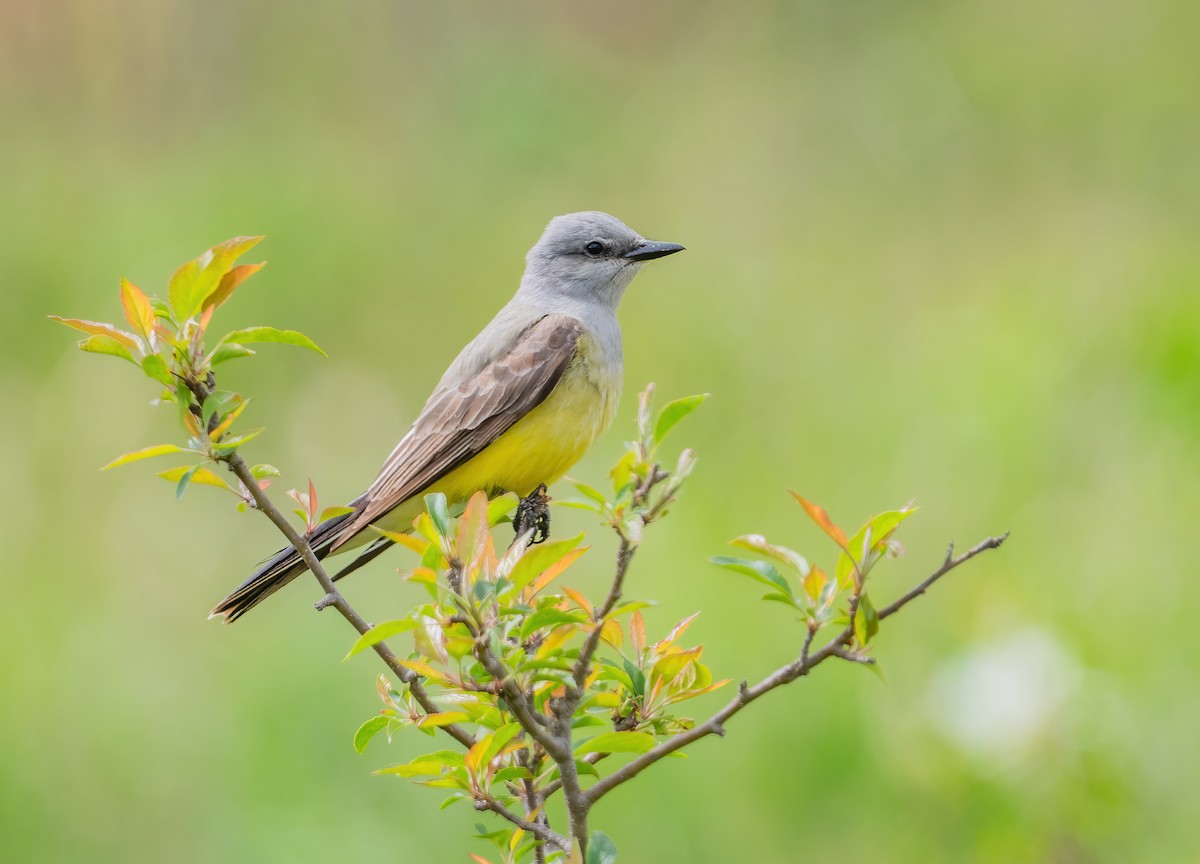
xmin=522 ymin=211 xmax=684 ymax=309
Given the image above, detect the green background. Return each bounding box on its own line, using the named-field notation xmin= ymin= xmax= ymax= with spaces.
xmin=3 ymin=1 xmax=1198 ymax=861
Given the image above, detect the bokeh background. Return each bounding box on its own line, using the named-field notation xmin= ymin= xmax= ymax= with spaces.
xmin=3 ymin=1 xmax=1198 ymax=861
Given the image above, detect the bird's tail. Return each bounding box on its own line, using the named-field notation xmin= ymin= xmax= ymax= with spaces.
xmin=209 ymin=512 xmax=354 ymax=623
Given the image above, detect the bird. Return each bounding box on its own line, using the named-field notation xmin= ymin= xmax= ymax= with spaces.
xmin=210 ymin=211 xmax=684 ymax=622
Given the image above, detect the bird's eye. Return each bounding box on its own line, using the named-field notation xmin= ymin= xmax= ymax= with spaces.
xmin=584 ymin=240 xmax=606 ymax=257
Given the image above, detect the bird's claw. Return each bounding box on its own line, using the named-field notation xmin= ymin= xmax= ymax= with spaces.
xmin=513 ymin=483 xmax=551 ymax=545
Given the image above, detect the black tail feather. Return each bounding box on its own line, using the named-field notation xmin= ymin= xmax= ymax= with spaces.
xmin=210 ymin=513 xmax=354 ymax=623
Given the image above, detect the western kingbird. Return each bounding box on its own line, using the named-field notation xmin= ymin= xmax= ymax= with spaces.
xmin=211 ymin=212 xmax=683 ymax=622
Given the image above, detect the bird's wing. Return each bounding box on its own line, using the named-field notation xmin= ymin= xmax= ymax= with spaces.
xmin=333 ymin=313 xmax=584 ymax=547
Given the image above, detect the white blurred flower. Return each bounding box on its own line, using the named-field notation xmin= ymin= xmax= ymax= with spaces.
xmin=926 ymin=628 xmax=1079 ymax=762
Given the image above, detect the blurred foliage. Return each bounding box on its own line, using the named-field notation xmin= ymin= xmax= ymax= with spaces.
xmin=3 ymin=1 xmax=1199 ymax=862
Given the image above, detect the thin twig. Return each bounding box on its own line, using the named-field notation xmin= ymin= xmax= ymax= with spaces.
xmin=582 ymin=533 xmax=1008 ymax=805
xmin=223 ymin=452 xmax=475 ymax=749
xmin=461 ymin=613 xmax=566 ymax=760
xmin=476 ymin=796 xmax=569 ymax=852
xmin=877 ymin=533 xmax=1009 ymax=621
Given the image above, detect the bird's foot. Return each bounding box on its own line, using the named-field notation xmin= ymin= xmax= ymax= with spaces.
xmin=513 ymin=483 xmax=551 ymax=545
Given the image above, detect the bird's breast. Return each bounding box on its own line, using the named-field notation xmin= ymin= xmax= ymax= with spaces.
xmin=430 ymin=330 xmax=622 ymax=503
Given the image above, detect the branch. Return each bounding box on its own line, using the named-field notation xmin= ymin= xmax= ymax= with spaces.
xmin=223 ymin=452 xmax=475 ymax=750
xmin=569 ymin=465 xmax=668 ymax=696
xmin=476 ymin=796 xmax=569 ymax=853
xmin=583 ymin=533 xmax=1008 ymax=805
xmin=877 ymin=533 xmax=1009 ymax=621
xmin=462 ymin=613 xmax=566 ymax=761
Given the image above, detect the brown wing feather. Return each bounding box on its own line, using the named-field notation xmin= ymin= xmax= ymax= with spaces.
xmin=333 ymin=313 xmax=583 ymax=546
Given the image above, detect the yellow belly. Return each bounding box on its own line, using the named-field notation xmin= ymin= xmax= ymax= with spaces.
xmin=364 ymin=337 xmax=620 ymax=542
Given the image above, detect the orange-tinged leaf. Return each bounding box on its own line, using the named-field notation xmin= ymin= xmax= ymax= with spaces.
xmin=664 ymin=678 xmax=733 ymax=704
xmin=204 ymin=261 xmax=265 ymax=310
xmin=468 ymin=854 xmax=493 ymax=864
xmin=631 ymin=610 xmax=646 ymax=658
xmin=49 ymin=316 xmax=139 ymax=350
xmin=803 ymin=566 xmax=829 ymax=601
xmin=654 ymin=611 xmax=700 ymax=653
xmin=790 ymin=492 xmax=849 ymax=548
xmin=196 ymin=305 xmax=215 ymax=339
xmin=182 ymin=409 xmax=202 ymax=439
xmin=562 ymin=586 xmax=593 ymax=615
xmin=505 ymin=533 xmax=584 ymax=594
xmin=527 ymin=545 xmax=588 ymax=596
xmin=169 ymin=236 xmax=264 ymax=319
xmin=119 ymin=277 xmax=156 ymax=343
xmin=308 ymin=478 xmax=318 ymax=521
xmin=455 ymin=491 xmax=490 ymax=573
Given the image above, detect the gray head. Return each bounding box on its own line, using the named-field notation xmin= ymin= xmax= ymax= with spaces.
xmin=519 ymin=211 xmax=684 ymax=310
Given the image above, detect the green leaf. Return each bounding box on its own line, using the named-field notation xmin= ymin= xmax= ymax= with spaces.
xmin=210 ymin=343 xmax=256 ymax=365
xmin=586 ymin=832 xmax=618 ymax=864
xmin=353 ymin=715 xmax=391 ymax=753
xmin=210 ymin=427 xmax=265 ymax=451
xmin=854 ymin=592 xmax=880 ymax=646
xmin=156 ymin=465 xmax=236 ymax=493
xmin=709 ymin=556 xmax=794 ymax=599
xmin=78 ymin=334 xmax=137 ymax=364
xmin=519 ymin=608 xmax=588 ymax=640
xmin=575 ymin=731 xmax=655 ymax=756
xmin=169 ymin=236 xmax=264 ymax=320
xmin=466 ymin=722 xmax=523 ymax=775
xmin=760 ymin=591 xmax=801 ymax=609
xmin=486 ymin=492 xmax=519 ymax=526
xmin=101 ymin=444 xmax=189 ymax=470
xmin=424 ymin=493 xmax=451 ymax=538
xmin=555 ymin=498 xmax=602 ymax=513
xmin=216 ymin=326 xmax=326 ymax=356
xmin=250 ymin=463 xmax=280 ymax=479
xmin=377 ymin=750 xmax=466 ymax=778
xmin=319 ymin=505 xmax=355 ymax=522
xmin=836 ymin=508 xmax=918 ymax=586
xmin=344 ymin=618 xmax=419 ymax=659
xmin=653 ymin=394 xmax=708 ymax=444
xmin=491 ymin=766 xmax=533 ymax=785
xmin=140 ymin=353 xmax=175 ymax=387
xmin=566 ymin=478 xmax=607 ymax=505
xmin=729 ymin=534 xmax=810 ymax=576
xmin=175 ymin=466 xmax=198 ymax=500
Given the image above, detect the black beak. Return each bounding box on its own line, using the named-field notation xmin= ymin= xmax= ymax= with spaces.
xmin=624 ymin=240 xmax=686 ymax=262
